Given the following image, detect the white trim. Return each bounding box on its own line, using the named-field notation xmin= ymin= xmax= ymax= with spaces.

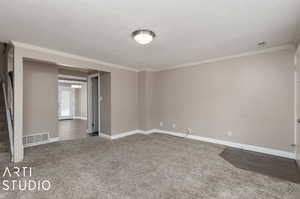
xmin=87 ymin=73 xmax=101 ymax=134
xmin=139 ymin=68 xmax=155 ymax=72
xmin=98 ymin=130 xmax=149 ymax=140
xmin=102 ymin=129 xmax=295 ymax=159
xmin=21 ymin=128 xmax=296 ymax=159
xmin=11 ymin=41 xmax=295 ymax=73
xmin=58 ymin=79 xmax=86 ymax=84
xmin=58 ymin=75 xmax=87 ymax=81
xmin=99 ymin=133 xmax=111 ymax=139
xmin=73 ymin=116 xmax=88 ymax=120
xmin=296 ymin=47 xmax=300 ymax=166
xmin=150 ymin=129 xmax=295 ymax=159
xmin=143 ymin=130 xmax=154 ymax=135
xmin=87 ymin=74 xmax=93 ymax=133
xmin=24 ymin=137 xmax=60 ymax=148
xmin=98 ymin=72 xmax=101 ymax=137
xmin=155 ymin=44 xmax=295 ymax=72
xmin=11 ymin=41 xmax=139 ymax=72
xmin=88 ymin=73 xmax=99 ymax=78
xmin=295 ymin=71 xmax=298 ymax=151
xmin=110 ymin=130 xmax=144 ymax=140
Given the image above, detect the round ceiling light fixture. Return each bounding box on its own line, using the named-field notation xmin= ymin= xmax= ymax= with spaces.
xmin=132 ymin=29 xmax=155 ymax=45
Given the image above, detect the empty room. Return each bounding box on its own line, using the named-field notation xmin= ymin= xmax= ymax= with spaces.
xmin=0 ymin=0 xmax=300 ymax=198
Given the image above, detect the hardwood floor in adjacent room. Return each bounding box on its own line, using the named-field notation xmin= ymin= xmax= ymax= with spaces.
xmin=58 ymin=119 xmax=88 ymax=141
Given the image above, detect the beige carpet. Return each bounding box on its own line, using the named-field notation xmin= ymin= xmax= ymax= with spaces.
xmin=0 ymin=133 xmax=300 ymax=199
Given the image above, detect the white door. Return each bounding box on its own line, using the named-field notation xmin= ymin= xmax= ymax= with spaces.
xmin=59 ymin=87 xmax=73 ymax=120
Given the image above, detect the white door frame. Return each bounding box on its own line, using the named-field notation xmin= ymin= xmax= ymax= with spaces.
xmin=294 ymin=71 xmax=297 ymax=150
xmin=295 ymin=49 xmax=300 ymax=166
xmin=87 ymin=73 xmax=101 ymax=136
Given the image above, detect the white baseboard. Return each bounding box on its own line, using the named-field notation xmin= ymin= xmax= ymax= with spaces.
xmin=107 ymin=129 xmax=295 ymax=159
xmin=73 ymin=116 xmax=87 ymax=120
xmin=99 ymin=133 xmax=111 ymax=139
xmin=49 ymin=137 xmax=60 ymax=143
xmin=24 ymin=137 xmax=60 ymax=148
xmin=150 ymin=129 xmax=296 ymax=159
xmin=23 ymin=128 xmax=296 ymax=160
xmin=142 ymin=130 xmax=154 ymax=135
xmin=110 ymin=130 xmax=144 ymax=140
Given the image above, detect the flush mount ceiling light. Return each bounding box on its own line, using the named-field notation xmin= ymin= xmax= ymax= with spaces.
xmin=132 ymin=29 xmax=155 ymax=45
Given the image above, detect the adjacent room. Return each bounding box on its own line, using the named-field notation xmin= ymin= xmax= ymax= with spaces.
xmin=0 ymin=1 xmax=300 ymax=198
xmin=22 ymin=60 xmax=111 ymax=146
xmin=58 ymin=74 xmax=88 ymax=140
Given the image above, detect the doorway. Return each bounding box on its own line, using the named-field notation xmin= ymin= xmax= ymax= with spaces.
xmin=296 ymin=49 xmax=300 ymax=168
xmin=58 ymin=72 xmax=89 ymax=141
xmin=88 ymin=73 xmax=101 ymax=136
xmin=297 ymin=78 xmax=300 ymax=168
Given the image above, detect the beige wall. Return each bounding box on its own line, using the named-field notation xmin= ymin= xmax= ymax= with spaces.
xmin=110 ymin=68 xmax=139 ymax=134
xmin=151 ymin=49 xmax=295 ymax=152
xmin=23 ymin=61 xmax=58 ymax=138
xmin=100 ymin=72 xmax=111 ymax=135
xmin=138 ymin=71 xmax=155 ymax=130
xmin=138 ymin=72 xmax=147 ymax=130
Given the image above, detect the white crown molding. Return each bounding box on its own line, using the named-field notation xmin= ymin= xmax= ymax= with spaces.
xmin=154 ymin=44 xmax=295 ymax=72
xmin=11 ymin=41 xmax=139 ymax=72
xmin=11 ymin=41 xmax=295 ymax=73
xmin=137 ymin=68 xmax=155 ymax=72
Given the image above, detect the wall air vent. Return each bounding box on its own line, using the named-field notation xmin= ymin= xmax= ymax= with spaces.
xmin=23 ymin=132 xmax=49 ymax=147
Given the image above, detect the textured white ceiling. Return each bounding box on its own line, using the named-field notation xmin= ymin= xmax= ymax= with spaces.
xmin=0 ymin=0 xmax=300 ymax=70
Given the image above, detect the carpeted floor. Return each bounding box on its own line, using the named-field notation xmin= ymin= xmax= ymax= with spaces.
xmin=0 ymin=133 xmax=300 ymax=199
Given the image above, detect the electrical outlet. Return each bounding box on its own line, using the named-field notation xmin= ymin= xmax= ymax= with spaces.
xmin=227 ymin=131 xmax=233 ymax=137
xmin=172 ymin=123 xmax=176 ymax=129
xmin=187 ymin=128 xmax=192 ymax=134
xmin=160 ymin=122 xmax=164 ymax=127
